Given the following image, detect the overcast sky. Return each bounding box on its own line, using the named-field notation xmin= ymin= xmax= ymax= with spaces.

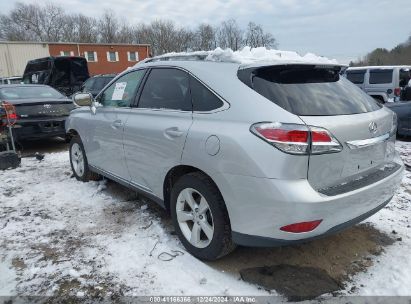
xmin=2 ymin=0 xmax=410 ymax=63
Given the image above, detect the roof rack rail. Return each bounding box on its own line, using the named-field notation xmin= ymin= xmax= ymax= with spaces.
xmin=145 ymin=53 xmax=208 ymax=63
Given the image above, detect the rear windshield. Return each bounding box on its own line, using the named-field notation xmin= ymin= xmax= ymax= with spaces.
xmin=369 ymin=69 xmax=393 ymax=84
xmin=240 ymin=65 xmax=381 ymax=116
xmin=346 ymin=70 xmax=366 ymax=84
xmin=0 ymin=86 xmax=64 ymax=100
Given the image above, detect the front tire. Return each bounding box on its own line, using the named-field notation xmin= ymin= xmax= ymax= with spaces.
xmin=69 ymin=136 xmax=100 ymax=182
xmin=170 ymin=172 xmax=236 ymax=260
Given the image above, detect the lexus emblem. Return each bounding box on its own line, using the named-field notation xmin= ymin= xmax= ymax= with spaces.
xmin=43 ymin=104 xmax=51 ymax=109
xmin=369 ymin=121 xmax=378 ymax=134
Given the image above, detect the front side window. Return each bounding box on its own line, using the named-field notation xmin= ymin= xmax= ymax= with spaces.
xmin=369 ymin=69 xmax=393 ymax=84
xmin=190 ymin=77 xmax=223 ymax=111
xmin=346 ymin=70 xmax=366 ymax=84
xmin=138 ymin=68 xmax=191 ymax=111
xmin=98 ymin=70 xmax=145 ymax=107
xmin=399 ymin=69 xmax=411 ymax=87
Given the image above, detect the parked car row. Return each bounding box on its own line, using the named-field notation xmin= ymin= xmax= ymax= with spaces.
xmin=65 ymin=56 xmax=404 ymax=260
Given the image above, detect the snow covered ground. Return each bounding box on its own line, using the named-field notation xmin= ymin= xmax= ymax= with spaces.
xmin=0 ymin=140 xmax=410 ymax=300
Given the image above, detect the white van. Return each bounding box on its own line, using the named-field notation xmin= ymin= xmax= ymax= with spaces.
xmin=345 ymin=66 xmax=411 ymax=103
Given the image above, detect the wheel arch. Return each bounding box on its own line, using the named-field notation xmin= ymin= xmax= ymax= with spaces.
xmin=66 ymin=128 xmax=79 ymax=139
xmin=163 ymin=165 xmax=226 ymax=215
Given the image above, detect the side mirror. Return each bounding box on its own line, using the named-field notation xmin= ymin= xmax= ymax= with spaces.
xmin=73 ymin=92 xmax=93 ymax=107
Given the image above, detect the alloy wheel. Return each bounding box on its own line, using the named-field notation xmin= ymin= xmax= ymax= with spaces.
xmin=71 ymin=143 xmax=85 ymax=177
xmin=176 ymin=188 xmax=214 ymax=248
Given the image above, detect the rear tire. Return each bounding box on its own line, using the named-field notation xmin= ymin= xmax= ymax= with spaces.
xmin=170 ymin=172 xmax=236 ymax=260
xmin=69 ymin=136 xmax=100 ymax=182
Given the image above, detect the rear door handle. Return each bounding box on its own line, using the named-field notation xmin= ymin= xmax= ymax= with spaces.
xmin=165 ymin=127 xmax=184 ymax=138
xmin=111 ymin=120 xmax=124 ymax=129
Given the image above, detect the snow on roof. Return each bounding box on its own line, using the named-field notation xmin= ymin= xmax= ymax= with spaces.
xmin=141 ymin=46 xmax=341 ymax=67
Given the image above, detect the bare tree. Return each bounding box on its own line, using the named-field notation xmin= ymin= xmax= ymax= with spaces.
xmin=1 ymin=2 xmax=280 ymax=54
xmin=98 ymin=11 xmax=119 ymax=43
xmin=75 ymin=14 xmax=99 ymax=43
xmin=216 ymin=19 xmax=243 ymax=51
xmin=193 ymin=23 xmax=216 ymax=51
xmin=0 ymin=2 xmax=64 ymax=41
xmin=244 ymin=22 xmax=277 ymax=49
xmin=134 ymin=20 xmax=193 ymax=55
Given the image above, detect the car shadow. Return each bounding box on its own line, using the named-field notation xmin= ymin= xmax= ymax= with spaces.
xmin=16 ymin=137 xmax=69 ymax=157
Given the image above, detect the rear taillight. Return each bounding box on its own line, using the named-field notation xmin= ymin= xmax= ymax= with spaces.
xmin=250 ymin=122 xmax=342 ymax=155
xmin=1 ymin=101 xmax=18 ymax=126
xmin=280 ymin=220 xmax=322 ymax=233
xmin=394 ymin=87 xmax=401 ymax=97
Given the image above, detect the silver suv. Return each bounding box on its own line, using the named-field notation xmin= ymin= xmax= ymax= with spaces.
xmin=66 ymin=56 xmax=404 ymax=260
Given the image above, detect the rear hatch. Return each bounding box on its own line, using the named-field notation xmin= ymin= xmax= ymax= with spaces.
xmin=239 ymin=64 xmax=397 ymax=191
xmin=11 ymin=99 xmax=74 ymax=119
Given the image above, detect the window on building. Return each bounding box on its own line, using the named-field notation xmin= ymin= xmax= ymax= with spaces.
xmin=60 ymin=51 xmax=73 ymax=56
xmin=85 ymin=51 xmax=97 ymax=62
xmin=107 ymin=51 xmax=119 ymax=62
xmin=128 ymin=51 xmax=139 ymax=62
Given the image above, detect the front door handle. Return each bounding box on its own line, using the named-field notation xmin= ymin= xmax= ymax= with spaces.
xmin=165 ymin=127 xmax=184 ymax=138
xmin=111 ymin=120 xmax=124 ymax=129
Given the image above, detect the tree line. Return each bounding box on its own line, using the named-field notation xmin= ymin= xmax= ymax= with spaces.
xmin=0 ymin=2 xmax=278 ymax=55
xmin=350 ymin=35 xmax=411 ymax=66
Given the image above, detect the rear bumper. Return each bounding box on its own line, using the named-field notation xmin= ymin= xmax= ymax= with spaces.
xmin=232 ymin=197 xmax=391 ymax=247
xmin=13 ymin=118 xmax=66 ymax=140
xmin=213 ymin=153 xmax=404 ymax=246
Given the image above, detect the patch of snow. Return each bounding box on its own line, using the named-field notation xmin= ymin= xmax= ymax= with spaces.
xmin=0 ymin=258 xmax=16 ymax=296
xmin=0 ymin=152 xmax=267 ymax=297
xmin=344 ymin=141 xmax=411 ymax=295
xmin=0 ymin=140 xmax=410 ymax=298
xmin=141 ymin=46 xmax=339 ymax=66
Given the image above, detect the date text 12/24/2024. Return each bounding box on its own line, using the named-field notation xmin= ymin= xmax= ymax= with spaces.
xmin=149 ymin=296 xmax=257 ymax=303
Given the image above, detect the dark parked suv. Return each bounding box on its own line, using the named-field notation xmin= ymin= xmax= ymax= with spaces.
xmin=23 ymin=56 xmax=90 ymax=97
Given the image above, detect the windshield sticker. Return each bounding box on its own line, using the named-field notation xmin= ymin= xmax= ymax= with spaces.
xmin=112 ymin=82 xmax=127 ymax=100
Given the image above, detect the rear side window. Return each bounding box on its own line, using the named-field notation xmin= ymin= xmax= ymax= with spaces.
xmin=190 ymin=77 xmax=223 ymax=111
xmin=138 ymin=68 xmax=191 ymax=111
xmin=346 ymin=70 xmax=366 ymax=84
xmin=240 ymin=65 xmax=381 ymax=116
xmin=369 ymin=69 xmax=393 ymax=84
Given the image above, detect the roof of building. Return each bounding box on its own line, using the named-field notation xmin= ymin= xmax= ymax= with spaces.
xmin=0 ymin=41 xmax=150 ymax=47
